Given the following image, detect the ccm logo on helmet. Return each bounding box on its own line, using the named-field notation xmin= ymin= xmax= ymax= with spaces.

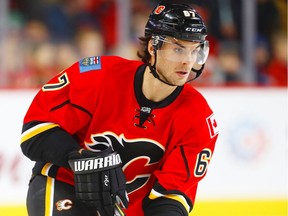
xmin=186 ymin=27 xmax=202 ymax=32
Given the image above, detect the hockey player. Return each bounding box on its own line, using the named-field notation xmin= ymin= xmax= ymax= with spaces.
xmin=20 ymin=1 xmax=219 ymax=215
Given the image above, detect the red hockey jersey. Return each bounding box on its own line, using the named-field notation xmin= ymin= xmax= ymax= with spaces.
xmin=21 ymin=56 xmax=218 ymax=215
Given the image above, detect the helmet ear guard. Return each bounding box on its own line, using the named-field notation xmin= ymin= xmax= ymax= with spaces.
xmin=151 ymin=35 xmax=165 ymax=50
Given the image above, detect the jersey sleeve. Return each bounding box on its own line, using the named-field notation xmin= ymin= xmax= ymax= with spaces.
xmin=23 ymin=67 xmax=92 ymax=133
xmin=20 ymin=57 xmax=103 ymax=167
xmin=144 ymin=108 xmax=219 ymax=215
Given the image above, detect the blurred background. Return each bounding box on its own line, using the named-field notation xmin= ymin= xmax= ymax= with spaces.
xmin=0 ymin=0 xmax=287 ymax=87
xmin=0 ymin=0 xmax=287 ymax=215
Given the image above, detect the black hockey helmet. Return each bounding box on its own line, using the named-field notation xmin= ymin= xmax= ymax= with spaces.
xmin=145 ymin=1 xmax=207 ymax=43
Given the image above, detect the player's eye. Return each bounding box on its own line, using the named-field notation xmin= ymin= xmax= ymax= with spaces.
xmin=174 ymin=47 xmax=185 ymax=54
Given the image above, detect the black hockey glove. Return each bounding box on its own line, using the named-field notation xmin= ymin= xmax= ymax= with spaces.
xmin=68 ymin=146 xmax=128 ymax=216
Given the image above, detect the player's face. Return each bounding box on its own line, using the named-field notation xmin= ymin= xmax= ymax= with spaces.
xmin=155 ymin=37 xmax=201 ymax=86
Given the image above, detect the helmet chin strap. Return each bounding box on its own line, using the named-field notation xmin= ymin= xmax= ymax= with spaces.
xmin=148 ymin=48 xmax=205 ymax=86
xmin=188 ymin=64 xmax=205 ymax=82
xmin=148 ymin=64 xmax=177 ymax=87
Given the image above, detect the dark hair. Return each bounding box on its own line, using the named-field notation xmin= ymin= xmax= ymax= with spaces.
xmin=137 ymin=36 xmax=151 ymax=64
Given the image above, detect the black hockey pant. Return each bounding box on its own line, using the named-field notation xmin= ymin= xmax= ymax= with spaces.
xmin=26 ymin=175 xmax=98 ymax=216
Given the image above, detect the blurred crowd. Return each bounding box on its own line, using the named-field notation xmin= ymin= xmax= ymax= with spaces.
xmin=0 ymin=0 xmax=287 ymax=88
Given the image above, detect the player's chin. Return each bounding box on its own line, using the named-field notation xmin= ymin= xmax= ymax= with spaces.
xmin=164 ymin=74 xmax=187 ymax=86
xmin=175 ymin=76 xmax=189 ymax=86
xmin=171 ymin=79 xmax=187 ymax=86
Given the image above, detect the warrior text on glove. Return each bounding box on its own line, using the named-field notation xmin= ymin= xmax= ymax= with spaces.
xmin=69 ymin=152 xmax=122 ymax=174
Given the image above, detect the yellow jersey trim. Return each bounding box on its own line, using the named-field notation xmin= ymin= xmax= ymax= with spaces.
xmin=148 ymin=189 xmax=190 ymax=213
xmin=21 ymin=123 xmax=59 ymax=144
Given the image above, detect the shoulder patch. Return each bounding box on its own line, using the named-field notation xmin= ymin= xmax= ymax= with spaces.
xmin=206 ymin=113 xmax=219 ymax=138
xmin=79 ymin=56 xmax=102 ymax=73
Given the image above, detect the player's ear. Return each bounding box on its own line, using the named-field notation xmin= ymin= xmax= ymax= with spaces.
xmin=148 ymin=40 xmax=155 ymax=56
